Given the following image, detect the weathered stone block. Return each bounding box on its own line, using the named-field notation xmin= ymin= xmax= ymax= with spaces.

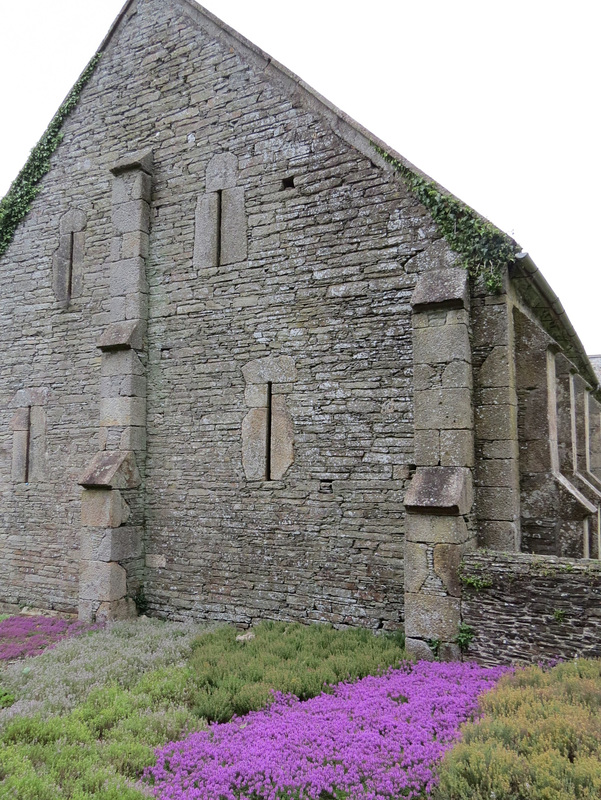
xmin=79 ymin=561 xmax=127 ymax=602
xmin=109 ymin=258 xmax=148 ymax=296
xmin=205 ymin=151 xmax=238 ymax=191
xmin=414 ymin=387 xmax=472 ymax=430
xmin=405 ymin=467 xmax=473 ymax=515
xmin=442 ymin=360 xmax=472 ymax=389
xmin=112 ymin=202 xmax=150 ymax=235
xmin=475 ymin=404 xmax=517 ymax=441
xmin=242 ymin=355 xmax=297 ymax=384
xmin=96 ymin=320 xmax=146 ymax=350
xmin=404 ymin=542 xmax=428 ymax=593
xmin=404 ymin=593 xmax=461 ymax=641
xmin=111 ymin=149 xmax=154 ymax=177
xmin=194 ymin=193 xmax=219 ymax=268
xmin=96 ymin=597 xmax=137 ymax=622
xmin=477 ymin=458 xmax=518 ymax=488
xmin=81 ymin=489 xmax=130 ymax=528
xmin=405 ymin=637 xmax=435 ymax=661
xmin=477 ymin=347 xmax=510 ymax=388
xmin=245 ymin=384 xmax=268 ymax=408
xmin=270 ymin=396 xmax=294 ymax=480
xmin=101 ymin=350 xmax=144 ymax=377
xmin=414 ymin=429 xmax=439 ymax=466
xmin=78 ymin=450 xmax=140 ymax=489
xmin=59 ymin=208 xmax=86 ymax=235
xmin=78 ymin=599 xmax=100 ymax=623
xmin=413 ymin=364 xmax=436 ymax=391
xmin=99 ymin=397 xmax=146 ymax=427
xmin=406 ymin=514 xmax=471 ymax=545
xmin=146 ymin=553 xmax=167 ymax=568
xmin=472 ymin=302 xmax=509 ymax=347
xmin=80 ymin=527 xmax=143 ymax=562
xmin=10 ymin=408 xmax=29 ymax=431
xmin=242 ymin=408 xmax=268 ymax=480
xmin=11 ymin=430 xmax=28 ymax=483
xmin=410 ymin=267 xmax=469 ymax=310
xmin=477 ymin=487 xmax=519 ymax=522
xmin=120 ymin=426 xmax=147 ymax=451
xmin=478 ymin=521 xmax=519 ymax=551
xmin=121 ymin=230 xmax=150 ymax=260
xmin=440 ymin=429 xmax=474 ymax=467
xmin=433 ymin=541 xmax=476 ymax=597
xmin=10 ymin=388 xmax=48 ymax=408
xmin=221 ymin=186 xmax=247 ymax=265
xmin=413 ymin=325 xmax=470 ymax=366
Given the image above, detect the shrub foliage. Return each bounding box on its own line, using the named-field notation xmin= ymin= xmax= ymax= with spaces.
xmin=434 ymin=659 xmax=601 ymax=799
xmin=0 ymin=620 xmax=405 ymax=798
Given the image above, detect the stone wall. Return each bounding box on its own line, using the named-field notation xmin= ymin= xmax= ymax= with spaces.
xmin=461 ymin=551 xmax=601 ymax=665
xmin=2 ymin=0 xmax=601 ymax=654
xmin=0 ymin=0 xmax=442 ymax=628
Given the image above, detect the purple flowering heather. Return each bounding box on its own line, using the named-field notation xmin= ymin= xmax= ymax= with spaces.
xmin=0 ymin=615 xmax=101 ymax=661
xmin=145 ymin=660 xmax=508 ymax=800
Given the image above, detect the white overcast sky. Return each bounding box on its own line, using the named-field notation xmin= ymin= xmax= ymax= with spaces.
xmin=1 ymin=1 xmax=599 ymax=352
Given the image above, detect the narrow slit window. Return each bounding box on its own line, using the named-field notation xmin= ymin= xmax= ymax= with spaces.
xmin=24 ymin=406 xmax=32 ymax=483
xmin=53 ymin=209 xmax=86 ymax=307
xmin=265 ymin=382 xmax=273 ymax=480
xmin=67 ymin=232 xmax=75 ymax=305
xmin=216 ymin=189 xmax=223 ymax=266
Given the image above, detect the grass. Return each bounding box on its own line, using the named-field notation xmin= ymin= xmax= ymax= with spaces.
xmin=0 ymin=620 xmax=406 ymax=799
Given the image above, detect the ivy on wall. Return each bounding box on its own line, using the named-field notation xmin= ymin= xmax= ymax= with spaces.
xmin=374 ymin=144 xmax=521 ymax=292
xmin=0 ymin=53 xmax=102 ymax=258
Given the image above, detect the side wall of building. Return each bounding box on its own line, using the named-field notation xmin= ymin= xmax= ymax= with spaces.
xmin=0 ymin=0 xmax=453 ymax=627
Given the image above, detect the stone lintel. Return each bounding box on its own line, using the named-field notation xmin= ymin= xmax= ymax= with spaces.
xmin=410 ymin=268 xmax=469 ymax=311
xmin=206 ymin=151 xmax=238 ymax=191
xmin=10 ymin=387 xmax=49 ymax=408
xmin=242 ymin=355 xmax=297 ymax=385
xmin=111 ymin=149 xmax=154 ymax=176
xmin=78 ymin=450 xmax=140 ymax=489
xmin=404 ymin=466 xmax=473 ymax=515
xmin=97 ymin=321 xmax=145 ymax=351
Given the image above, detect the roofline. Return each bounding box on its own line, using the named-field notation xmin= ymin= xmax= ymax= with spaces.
xmin=100 ymin=0 xmax=457 ymax=195
xmin=513 ymin=252 xmax=599 ymax=391
xmin=47 ymin=0 xmax=504 ymax=229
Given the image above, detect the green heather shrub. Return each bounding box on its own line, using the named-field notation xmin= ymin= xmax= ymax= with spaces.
xmin=0 ymin=686 xmax=14 ymax=710
xmin=187 ymin=621 xmax=406 ymax=721
xmin=0 ymin=620 xmax=406 ymax=798
xmin=433 ymin=659 xmax=601 ymax=799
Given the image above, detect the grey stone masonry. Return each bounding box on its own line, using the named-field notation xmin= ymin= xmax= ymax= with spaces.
xmin=461 ymin=551 xmax=601 ymax=665
xmin=404 ymin=268 xmax=476 ymax=661
xmin=77 ymin=150 xmax=153 ymax=622
xmin=2 ymin=0 xmax=601 ymax=660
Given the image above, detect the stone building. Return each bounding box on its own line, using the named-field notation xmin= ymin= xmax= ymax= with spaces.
xmin=1 ymin=0 xmax=600 ymax=662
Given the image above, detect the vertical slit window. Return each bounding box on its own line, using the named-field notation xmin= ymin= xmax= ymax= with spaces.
xmin=216 ymin=189 xmax=223 ymax=267
xmin=24 ymin=406 xmax=32 ymax=483
xmin=265 ymin=382 xmax=273 ymax=480
xmin=67 ymin=232 xmax=74 ymax=305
